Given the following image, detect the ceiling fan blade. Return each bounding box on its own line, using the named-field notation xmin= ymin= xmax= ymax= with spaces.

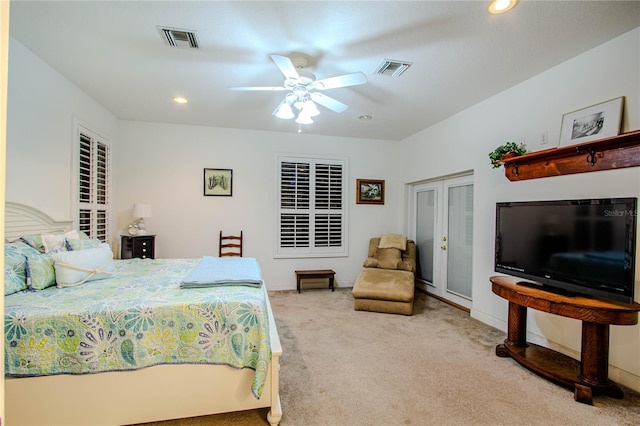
xmin=311 ymin=72 xmax=367 ymax=90
xmin=270 ymin=54 xmax=299 ymax=80
xmin=310 ymin=92 xmax=348 ymax=113
xmin=229 ymin=86 xmax=288 ymax=91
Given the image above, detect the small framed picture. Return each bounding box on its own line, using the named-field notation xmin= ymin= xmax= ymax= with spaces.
xmin=204 ymin=168 xmax=232 ymax=196
xmin=559 ymin=97 xmax=624 ymax=147
xmin=356 ymin=179 xmax=385 ymax=205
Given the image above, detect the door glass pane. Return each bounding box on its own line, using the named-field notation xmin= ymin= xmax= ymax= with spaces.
xmin=446 ymin=184 xmax=473 ymax=298
xmin=416 ymin=190 xmax=436 ymax=283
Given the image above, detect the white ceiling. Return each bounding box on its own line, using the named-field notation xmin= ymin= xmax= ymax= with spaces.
xmin=8 ymin=1 xmax=640 ymax=141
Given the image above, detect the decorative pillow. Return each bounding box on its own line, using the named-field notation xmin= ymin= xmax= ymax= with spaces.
xmin=20 ymin=234 xmax=46 ymax=253
xmin=10 ymin=240 xmax=45 ymax=258
xmin=363 ymin=257 xmax=378 ymax=268
xmin=66 ymin=238 xmax=102 ymax=251
xmin=378 ymin=234 xmax=407 ymax=251
xmin=397 ymin=260 xmax=414 ymax=272
xmin=374 ymin=247 xmax=402 ymax=270
xmin=5 ymin=241 xmax=56 ymax=291
xmin=25 ymin=254 xmax=56 ymax=291
xmin=52 ymin=243 xmax=116 ymax=287
xmin=4 ymin=260 xmax=27 ymax=295
xmin=4 ymin=243 xmax=28 ymax=295
xmin=42 ymin=230 xmax=80 ymax=253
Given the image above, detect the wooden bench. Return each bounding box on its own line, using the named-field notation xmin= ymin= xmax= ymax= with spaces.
xmin=295 ymin=269 xmax=335 ymax=293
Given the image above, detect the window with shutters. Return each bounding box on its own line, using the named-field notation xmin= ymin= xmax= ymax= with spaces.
xmin=276 ymin=154 xmax=348 ymax=258
xmin=77 ymin=126 xmax=111 ymax=242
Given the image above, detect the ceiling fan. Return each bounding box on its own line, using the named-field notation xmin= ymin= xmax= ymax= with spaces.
xmin=229 ymin=54 xmax=367 ymax=124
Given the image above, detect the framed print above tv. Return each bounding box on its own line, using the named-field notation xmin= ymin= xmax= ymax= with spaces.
xmin=356 ymin=179 xmax=384 ymax=205
xmin=204 ymin=168 xmax=232 ymax=196
xmin=559 ymin=96 xmax=624 ymax=147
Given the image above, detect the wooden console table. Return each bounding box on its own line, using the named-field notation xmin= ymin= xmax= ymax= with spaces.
xmin=490 ymin=276 xmax=640 ymax=404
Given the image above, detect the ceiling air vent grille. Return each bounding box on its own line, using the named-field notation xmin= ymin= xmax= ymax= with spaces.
xmin=372 ymin=59 xmax=412 ymax=77
xmin=158 ymin=26 xmax=199 ymax=49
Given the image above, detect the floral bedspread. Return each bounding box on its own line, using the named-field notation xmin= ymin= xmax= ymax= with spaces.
xmin=4 ymin=258 xmax=272 ymax=398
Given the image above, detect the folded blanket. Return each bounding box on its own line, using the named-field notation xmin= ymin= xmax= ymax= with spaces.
xmin=180 ymin=256 xmax=263 ymax=288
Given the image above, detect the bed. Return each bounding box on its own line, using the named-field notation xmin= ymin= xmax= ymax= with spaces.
xmin=3 ymin=202 xmax=282 ymax=426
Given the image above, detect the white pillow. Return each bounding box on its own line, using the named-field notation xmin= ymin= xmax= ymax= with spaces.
xmin=52 ymin=243 xmax=115 ymax=287
xmin=42 ymin=230 xmax=80 ymax=253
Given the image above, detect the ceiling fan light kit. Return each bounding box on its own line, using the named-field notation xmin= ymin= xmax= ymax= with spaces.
xmin=230 ymin=54 xmax=367 ymax=127
xmin=274 ymin=99 xmax=295 ymax=119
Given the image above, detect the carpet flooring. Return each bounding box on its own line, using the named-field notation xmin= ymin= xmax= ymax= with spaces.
xmin=139 ymin=289 xmax=640 ymax=426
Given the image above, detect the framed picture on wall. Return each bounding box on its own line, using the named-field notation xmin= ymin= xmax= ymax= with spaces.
xmin=204 ymin=168 xmax=232 ymax=196
xmin=356 ymin=179 xmax=385 ymax=205
xmin=559 ymin=96 xmax=624 ymax=147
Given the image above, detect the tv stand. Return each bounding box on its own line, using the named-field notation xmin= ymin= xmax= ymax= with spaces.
xmin=491 ymin=276 xmax=640 ymax=404
xmin=516 ymin=280 xmax=577 ymax=297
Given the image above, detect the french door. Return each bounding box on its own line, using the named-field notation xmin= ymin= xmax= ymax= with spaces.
xmin=411 ymin=175 xmax=473 ymax=309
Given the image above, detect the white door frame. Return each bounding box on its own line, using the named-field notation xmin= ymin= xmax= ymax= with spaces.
xmin=408 ymin=174 xmax=474 ymax=309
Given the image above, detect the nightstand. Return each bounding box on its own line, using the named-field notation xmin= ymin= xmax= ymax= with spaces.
xmin=121 ymin=235 xmax=155 ymax=259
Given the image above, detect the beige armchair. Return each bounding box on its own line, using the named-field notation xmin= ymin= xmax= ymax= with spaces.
xmin=352 ymin=234 xmax=416 ymax=315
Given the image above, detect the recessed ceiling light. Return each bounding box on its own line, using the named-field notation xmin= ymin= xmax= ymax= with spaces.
xmin=173 ymin=96 xmax=188 ymax=104
xmin=359 ymin=115 xmax=372 ymax=121
xmin=488 ymin=0 xmax=518 ymax=14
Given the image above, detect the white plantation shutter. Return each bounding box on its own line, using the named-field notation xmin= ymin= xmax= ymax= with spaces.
xmin=314 ymin=163 xmax=343 ymax=248
xmin=276 ymin=155 xmax=347 ymax=257
xmin=77 ymin=127 xmax=111 ymax=242
xmin=280 ymin=161 xmax=310 ymax=248
xmin=78 ymin=135 xmax=92 ymax=204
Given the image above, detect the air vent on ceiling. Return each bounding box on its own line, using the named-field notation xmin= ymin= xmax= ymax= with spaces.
xmin=372 ymin=59 xmax=412 ymax=77
xmin=157 ymin=26 xmax=199 ymax=49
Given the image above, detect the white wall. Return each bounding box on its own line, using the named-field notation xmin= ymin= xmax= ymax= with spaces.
xmin=399 ymin=28 xmax=640 ymax=391
xmin=5 ymin=38 xmax=119 ymax=220
xmin=114 ymin=121 xmax=402 ymax=290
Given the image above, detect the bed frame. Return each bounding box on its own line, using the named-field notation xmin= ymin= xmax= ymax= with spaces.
xmin=3 ymin=202 xmax=283 ymax=426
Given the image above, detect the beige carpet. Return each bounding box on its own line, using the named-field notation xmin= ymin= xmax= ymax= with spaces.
xmin=139 ymin=289 xmax=640 ymax=426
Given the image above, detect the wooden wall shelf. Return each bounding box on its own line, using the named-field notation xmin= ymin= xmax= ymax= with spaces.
xmin=500 ymin=129 xmax=640 ymax=181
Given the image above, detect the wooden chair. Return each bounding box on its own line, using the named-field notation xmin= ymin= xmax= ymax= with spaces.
xmin=219 ymin=231 xmax=243 ymax=257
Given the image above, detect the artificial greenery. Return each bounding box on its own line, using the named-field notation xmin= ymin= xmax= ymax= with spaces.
xmin=488 ymin=141 xmax=527 ymax=168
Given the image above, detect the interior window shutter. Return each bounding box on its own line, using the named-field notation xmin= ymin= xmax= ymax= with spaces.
xmin=276 ymin=155 xmax=347 ymax=258
xmin=78 ymin=134 xmax=92 ymax=204
xmin=77 ymin=127 xmax=111 ymax=242
xmin=279 ymin=161 xmax=310 ymax=249
xmin=314 ymin=162 xmax=343 ymax=248
xmin=96 ymin=141 xmax=108 ymax=205
xmin=78 ymin=209 xmax=92 ymax=236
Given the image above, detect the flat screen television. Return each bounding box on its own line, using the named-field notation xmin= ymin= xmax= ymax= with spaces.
xmin=494 ymin=198 xmax=637 ymax=304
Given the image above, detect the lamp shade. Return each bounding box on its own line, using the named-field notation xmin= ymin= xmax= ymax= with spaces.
xmin=274 ymin=99 xmax=295 ymax=119
xmin=133 ymin=203 xmax=152 ymax=218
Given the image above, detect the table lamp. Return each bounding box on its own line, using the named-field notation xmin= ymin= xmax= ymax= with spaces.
xmin=132 ymin=203 xmax=152 ymax=235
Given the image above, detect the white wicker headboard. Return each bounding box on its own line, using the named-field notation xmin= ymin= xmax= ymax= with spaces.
xmin=5 ymin=202 xmax=74 ymax=241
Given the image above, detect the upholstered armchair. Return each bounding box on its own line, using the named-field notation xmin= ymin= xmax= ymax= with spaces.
xmin=352 ymin=234 xmax=416 ymax=315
